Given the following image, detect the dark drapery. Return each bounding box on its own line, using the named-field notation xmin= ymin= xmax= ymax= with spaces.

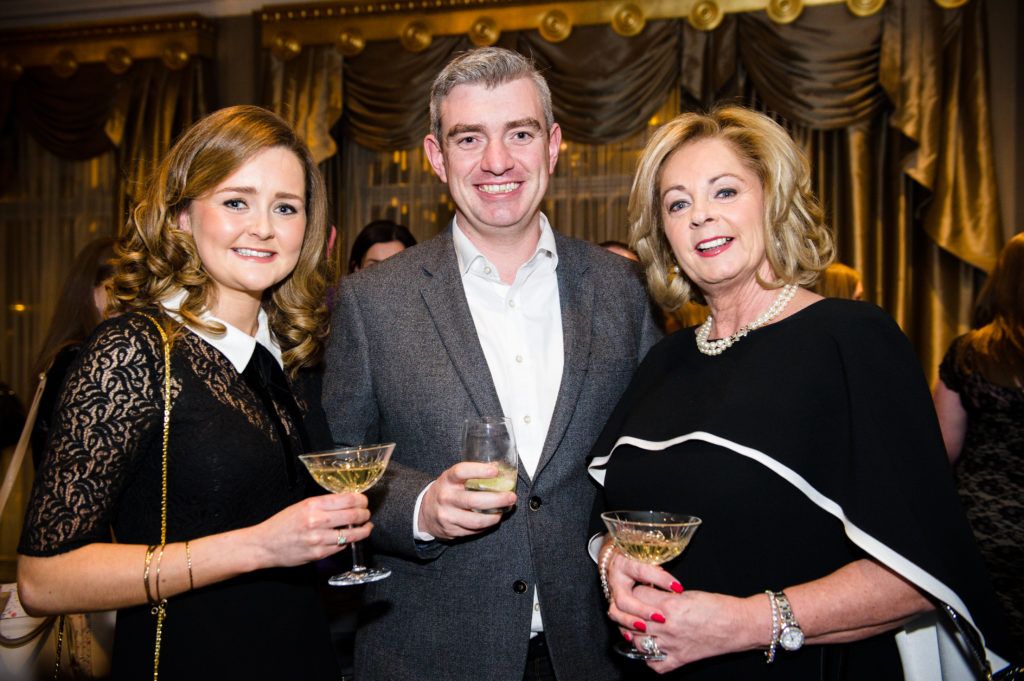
xmin=262 ymin=0 xmax=1002 ymax=383
xmin=1 ymin=56 xmax=212 ymax=208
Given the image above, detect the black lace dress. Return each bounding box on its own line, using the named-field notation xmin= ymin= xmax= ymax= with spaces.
xmin=940 ymin=335 xmax=1024 ymax=659
xmin=19 ymin=312 xmax=340 ymax=680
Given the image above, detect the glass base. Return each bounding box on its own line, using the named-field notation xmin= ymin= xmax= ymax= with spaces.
xmin=472 ymin=505 xmax=513 ymax=514
xmin=615 ymin=640 xmax=667 ymax=662
xmin=328 ymin=567 xmax=391 ymax=586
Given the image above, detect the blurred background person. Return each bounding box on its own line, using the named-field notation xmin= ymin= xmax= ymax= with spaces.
xmin=0 ymin=367 xmax=25 ymax=453
xmin=600 ymin=239 xmax=639 ymax=263
xmin=591 ymin=106 xmax=1012 ymax=679
xmin=933 ymin=231 xmax=1024 ymax=660
xmin=29 ymin=236 xmax=115 ymax=465
xmin=814 ymin=261 xmax=863 ymax=300
xmin=347 ymin=219 xmax=416 ymax=274
xmin=17 ymin=105 xmax=372 ymax=680
xmin=600 ymin=240 xmax=709 ymax=334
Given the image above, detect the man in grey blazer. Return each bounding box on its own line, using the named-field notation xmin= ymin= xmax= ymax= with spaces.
xmin=323 ymin=47 xmax=661 ymax=681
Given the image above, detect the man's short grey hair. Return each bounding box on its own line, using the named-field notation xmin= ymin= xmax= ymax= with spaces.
xmin=429 ymin=47 xmax=554 ymax=144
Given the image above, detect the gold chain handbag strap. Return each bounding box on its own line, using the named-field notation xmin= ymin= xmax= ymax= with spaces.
xmin=140 ymin=314 xmax=171 ymax=681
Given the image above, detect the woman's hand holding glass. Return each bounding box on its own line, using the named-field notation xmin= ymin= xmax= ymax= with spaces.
xmin=606 ymin=552 xmax=765 ymax=672
xmin=247 ymin=492 xmax=373 ymax=568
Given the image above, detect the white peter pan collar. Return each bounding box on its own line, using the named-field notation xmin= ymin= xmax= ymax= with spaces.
xmin=159 ymin=289 xmax=283 ymax=373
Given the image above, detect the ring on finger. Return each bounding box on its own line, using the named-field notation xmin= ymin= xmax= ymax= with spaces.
xmin=336 ymin=529 xmax=347 ymax=546
xmin=640 ymin=636 xmax=660 ymax=655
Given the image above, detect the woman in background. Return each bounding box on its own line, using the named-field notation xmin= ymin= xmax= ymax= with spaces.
xmin=934 ymin=231 xmax=1024 ymax=659
xmin=30 ymin=236 xmax=115 ymax=464
xmin=18 ymin=105 xmax=372 ymax=680
xmin=347 ymin=219 xmax=416 ymax=273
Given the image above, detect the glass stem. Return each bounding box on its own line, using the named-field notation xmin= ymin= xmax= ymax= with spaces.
xmin=349 ymin=538 xmax=367 ymax=573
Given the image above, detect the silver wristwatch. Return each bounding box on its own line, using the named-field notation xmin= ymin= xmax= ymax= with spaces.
xmin=773 ymin=591 xmax=805 ymax=652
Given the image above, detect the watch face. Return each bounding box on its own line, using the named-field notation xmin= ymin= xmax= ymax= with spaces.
xmin=780 ymin=626 xmax=805 ymax=651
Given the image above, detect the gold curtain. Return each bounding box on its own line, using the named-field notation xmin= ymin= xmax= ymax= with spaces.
xmin=0 ymin=56 xmax=212 ymax=398
xmin=109 ymin=59 xmax=212 ymax=211
xmin=264 ymin=44 xmax=344 ymax=164
xmin=261 ymin=0 xmax=1001 ymax=385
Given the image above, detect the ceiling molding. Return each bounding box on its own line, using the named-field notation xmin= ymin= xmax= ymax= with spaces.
xmin=0 ymin=14 xmax=215 ymax=78
xmin=258 ymin=0 xmax=876 ymax=58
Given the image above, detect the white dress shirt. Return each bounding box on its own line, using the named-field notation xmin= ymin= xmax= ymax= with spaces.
xmin=160 ymin=289 xmax=283 ymax=371
xmin=413 ymin=215 xmax=564 ymax=637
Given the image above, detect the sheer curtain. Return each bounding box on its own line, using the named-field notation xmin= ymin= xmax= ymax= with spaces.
xmin=0 ymin=55 xmax=210 ymax=571
xmin=0 ymin=130 xmax=117 ymax=573
xmin=332 ymin=92 xmax=679 ymax=264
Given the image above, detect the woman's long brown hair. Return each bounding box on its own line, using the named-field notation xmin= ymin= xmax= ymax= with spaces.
xmin=957 ymin=232 xmax=1024 ymax=388
xmin=34 ymin=237 xmax=115 ymax=375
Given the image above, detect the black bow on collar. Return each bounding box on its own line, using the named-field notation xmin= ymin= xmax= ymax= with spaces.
xmin=240 ymin=343 xmax=310 ymax=487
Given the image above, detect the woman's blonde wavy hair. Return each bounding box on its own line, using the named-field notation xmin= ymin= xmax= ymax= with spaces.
xmin=628 ymin=106 xmax=834 ymax=311
xmin=109 ymin=105 xmax=334 ymax=374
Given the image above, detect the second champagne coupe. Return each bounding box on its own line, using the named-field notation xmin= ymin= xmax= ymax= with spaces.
xmin=299 ymin=443 xmax=394 ymax=586
xmin=601 ymin=510 xmax=702 ymax=662
xmin=461 ymin=416 xmax=519 ymax=514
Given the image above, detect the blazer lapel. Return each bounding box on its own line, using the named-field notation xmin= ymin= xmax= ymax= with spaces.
xmin=534 ymin=233 xmax=594 ymax=478
xmin=418 ymin=230 xmax=504 ymax=420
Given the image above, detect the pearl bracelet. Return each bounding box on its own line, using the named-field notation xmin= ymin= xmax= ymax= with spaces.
xmin=599 ymin=542 xmax=617 ymax=602
xmin=764 ymin=590 xmax=780 ymax=664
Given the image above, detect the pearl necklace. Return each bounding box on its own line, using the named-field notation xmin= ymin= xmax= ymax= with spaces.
xmin=695 ymin=284 xmax=798 ymax=356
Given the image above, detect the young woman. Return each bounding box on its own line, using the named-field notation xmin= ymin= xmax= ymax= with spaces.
xmin=18 ymin=106 xmax=371 ymax=680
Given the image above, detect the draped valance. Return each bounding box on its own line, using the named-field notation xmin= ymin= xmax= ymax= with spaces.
xmin=263 ymin=0 xmax=999 ymax=273
xmin=0 ymin=16 xmax=215 ymax=202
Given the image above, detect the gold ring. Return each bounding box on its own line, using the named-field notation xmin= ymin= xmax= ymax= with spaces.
xmin=336 ymin=530 xmax=347 ymax=546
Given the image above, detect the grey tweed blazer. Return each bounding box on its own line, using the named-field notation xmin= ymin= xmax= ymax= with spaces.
xmin=323 ymin=226 xmax=661 ymax=681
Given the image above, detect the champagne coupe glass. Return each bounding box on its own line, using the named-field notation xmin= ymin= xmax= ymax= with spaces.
xmin=601 ymin=510 xmax=702 ymax=662
xmin=299 ymin=443 xmax=395 ymax=586
xmin=461 ymin=416 xmax=518 ymax=514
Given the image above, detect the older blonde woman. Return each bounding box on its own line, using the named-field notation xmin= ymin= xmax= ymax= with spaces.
xmin=588 ymin=106 xmax=1011 ymax=680
xmin=18 ymin=106 xmax=371 ymax=680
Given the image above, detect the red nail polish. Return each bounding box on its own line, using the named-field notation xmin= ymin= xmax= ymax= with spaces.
xmin=633 ymin=620 xmax=647 ymax=632
xmin=623 ymin=631 xmax=632 ymax=642
xmin=670 ymin=581 xmax=684 ymax=594
xmin=651 ymin=612 xmax=666 ymax=624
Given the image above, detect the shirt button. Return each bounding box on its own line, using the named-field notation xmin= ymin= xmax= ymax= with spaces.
xmin=515 ymin=354 xmax=524 ymax=363
xmin=508 ymin=299 xmax=516 ymax=308
xmin=513 ymin=580 xmax=528 ymax=594
xmin=484 ymin=266 xmax=492 ymax=274
xmin=523 ymin=415 xmax=532 ymax=424
xmin=529 ymin=496 xmax=542 ymax=511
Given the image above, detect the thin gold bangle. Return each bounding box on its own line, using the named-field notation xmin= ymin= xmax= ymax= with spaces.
xmin=143 ymin=544 xmax=158 ymax=605
xmin=185 ymin=540 xmax=194 ymax=591
xmin=154 ymin=543 xmax=167 ymax=603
